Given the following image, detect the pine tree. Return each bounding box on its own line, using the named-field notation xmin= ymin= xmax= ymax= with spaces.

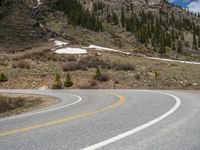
xmin=193 ymin=33 xmax=197 ymax=50
xmin=52 ymin=74 xmax=62 ymax=89
xmin=172 ymin=42 xmax=176 ymax=51
xmin=64 ymin=73 xmax=73 ymax=88
xmin=48 ymin=0 xmax=103 ymax=32
xmin=198 ymin=36 xmax=200 ymax=49
xmin=106 ymin=11 xmax=111 ymax=23
xmin=112 ymin=12 xmax=119 ymax=25
xmin=0 ymin=73 xmax=8 ymax=82
xmin=177 ymin=40 xmax=182 ymax=53
xmin=94 ymin=66 xmax=102 ymax=80
xmin=121 ymin=7 xmax=125 ymax=27
xmin=159 ymin=37 xmax=166 ymax=54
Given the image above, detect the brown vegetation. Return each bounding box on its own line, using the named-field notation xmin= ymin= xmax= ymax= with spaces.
xmin=12 ymin=60 xmax=31 ymax=69
xmin=0 ymin=96 xmax=25 ymax=113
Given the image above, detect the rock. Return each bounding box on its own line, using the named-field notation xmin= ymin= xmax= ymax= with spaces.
xmin=192 ymin=83 xmax=198 ymax=86
xmin=39 ymin=86 xmax=48 ymax=90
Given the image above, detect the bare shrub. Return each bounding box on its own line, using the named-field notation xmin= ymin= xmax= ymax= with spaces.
xmin=112 ymin=62 xmax=135 ymax=71
xmin=94 ymin=67 xmax=110 ymax=82
xmin=0 ymin=96 xmax=25 ymax=113
xmin=12 ymin=60 xmax=31 ymax=69
xmin=77 ymin=79 xmax=97 ymax=89
xmin=13 ymin=49 xmax=63 ymax=62
xmin=89 ymin=79 xmax=97 ymax=86
xmin=78 ymin=56 xmax=111 ymax=69
xmin=66 ymin=55 xmax=77 ymax=62
xmin=97 ymin=73 xmax=110 ymax=82
xmin=0 ymin=61 xmax=8 ymax=66
xmin=62 ymin=62 xmax=87 ymax=71
xmin=135 ymin=73 xmax=140 ymax=80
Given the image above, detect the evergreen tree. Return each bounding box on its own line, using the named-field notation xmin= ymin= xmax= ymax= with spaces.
xmin=193 ymin=33 xmax=197 ymax=50
xmin=47 ymin=0 xmax=103 ymax=32
xmin=52 ymin=74 xmax=62 ymax=89
xmin=106 ymin=11 xmax=111 ymax=23
xmin=112 ymin=12 xmax=119 ymax=25
xmin=198 ymin=36 xmax=200 ymax=49
xmin=159 ymin=37 xmax=166 ymax=54
xmin=177 ymin=40 xmax=183 ymax=53
xmin=172 ymin=42 xmax=176 ymax=51
xmin=121 ymin=7 xmax=125 ymax=27
xmin=64 ymin=73 xmax=73 ymax=88
xmin=0 ymin=73 xmax=8 ymax=82
xmin=94 ymin=66 xmax=102 ymax=80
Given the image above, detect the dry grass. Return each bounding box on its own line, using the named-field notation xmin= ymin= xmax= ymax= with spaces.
xmin=78 ymin=56 xmax=111 ymax=69
xmin=77 ymin=79 xmax=97 ymax=89
xmin=62 ymin=62 xmax=88 ymax=71
xmin=0 ymin=61 xmax=8 ymax=67
xmin=112 ymin=61 xmax=135 ymax=71
xmin=12 ymin=60 xmax=31 ymax=69
xmin=0 ymin=96 xmax=25 ymax=113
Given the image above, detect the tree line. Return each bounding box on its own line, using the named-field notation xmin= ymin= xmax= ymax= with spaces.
xmin=46 ymin=0 xmax=103 ymax=32
xmin=106 ymin=6 xmax=200 ymax=54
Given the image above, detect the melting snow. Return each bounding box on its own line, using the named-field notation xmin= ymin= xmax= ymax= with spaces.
xmin=38 ymin=0 xmax=42 ymax=5
xmin=87 ymin=45 xmax=131 ymax=55
xmin=145 ymin=56 xmax=200 ymax=65
xmin=54 ymin=40 xmax=68 ymax=47
xmin=55 ymin=48 xmax=87 ymax=55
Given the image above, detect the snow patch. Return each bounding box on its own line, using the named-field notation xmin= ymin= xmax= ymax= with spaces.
xmin=54 ymin=40 xmax=68 ymax=47
xmin=38 ymin=0 xmax=42 ymax=5
xmin=55 ymin=48 xmax=87 ymax=55
xmin=87 ymin=45 xmax=131 ymax=55
xmin=145 ymin=56 xmax=200 ymax=65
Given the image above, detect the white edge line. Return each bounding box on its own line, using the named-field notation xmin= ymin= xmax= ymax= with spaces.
xmin=0 ymin=94 xmax=82 ymax=122
xmin=82 ymin=91 xmax=181 ymax=150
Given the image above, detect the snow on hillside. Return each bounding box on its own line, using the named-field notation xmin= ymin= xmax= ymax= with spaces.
xmin=54 ymin=40 xmax=68 ymax=47
xmin=55 ymin=48 xmax=87 ymax=54
xmin=87 ymin=45 xmax=131 ymax=55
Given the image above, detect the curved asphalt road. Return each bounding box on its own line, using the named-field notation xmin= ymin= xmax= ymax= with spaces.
xmin=0 ymin=90 xmax=200 ymax=150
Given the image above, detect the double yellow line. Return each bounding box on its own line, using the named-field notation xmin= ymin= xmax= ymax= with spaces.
xmin=0 ymin=93 xmax=125 ymax=137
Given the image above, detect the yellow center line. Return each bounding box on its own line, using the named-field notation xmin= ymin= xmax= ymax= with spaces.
xmin=0 ymin=93 xmax=125 ymax=137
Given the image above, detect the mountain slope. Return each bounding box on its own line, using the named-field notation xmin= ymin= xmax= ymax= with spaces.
xmin=42 ymin=0 xmax=200 ymax=57
xmin=0 ymin=0 xmax=45 ymax=45
xmin=0 ymin=0 xmax=200 ymax=58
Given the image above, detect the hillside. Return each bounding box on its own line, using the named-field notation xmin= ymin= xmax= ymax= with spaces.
xmin=0 ymin=0 xmax=200 ymax=90
xmin=42 ymin=0 xmax=200 ymax=58
xmin=0 ymin=0 xmax=45 ymax=46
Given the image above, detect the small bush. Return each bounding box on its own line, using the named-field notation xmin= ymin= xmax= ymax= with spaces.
xmin=13 ymin=49 xmax=64 ymax=62
xmin=66 ymin=55 xmax=77 ymax=62
xmin=89 ymin=79 xmax=97 ymax=86
xmin=64 ymin=73 xmax=73 ymax=88
xmin=113 ymin=62 xmax=135 ymax=71
xmin=78 ymin=56 xmax=111 ymax=69
xmin=0 ymin=61 xmax=8 ymax=66
xmin=12 ymin=60 xmax=31 ymax=69
xmin=0 ymin=73 xmax=8 ymax=82
xmin=52 ymin=74 xmax=63 ymax=89
xmin=62 ymin=62 xmax=88 ymax=71
xmin=94 ymin=67 xmax=109 ymax=82
xmin=0 ymin=96 xmax=25 ymax=113
xmin=77 ymin=80 xmax=97 ymax=89
xmin=135 ymin=73 xmax=140 ymax=80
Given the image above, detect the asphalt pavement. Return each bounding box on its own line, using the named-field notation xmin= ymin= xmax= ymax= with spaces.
xmin=0 ymin=90 xmax=199 ymax=150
